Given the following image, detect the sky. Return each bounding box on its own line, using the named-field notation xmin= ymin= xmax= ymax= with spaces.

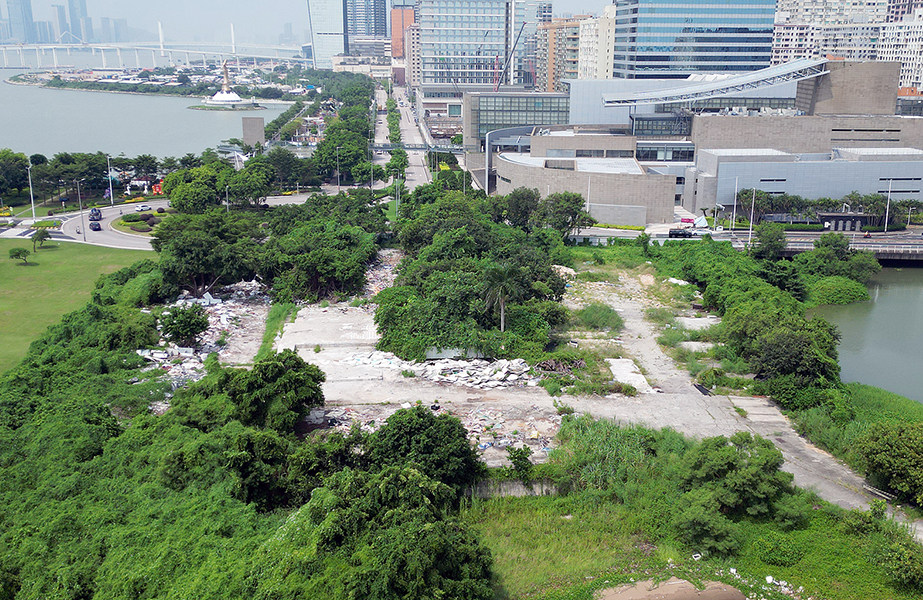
xmin=22 ymin=0 xmax=612 ymax=44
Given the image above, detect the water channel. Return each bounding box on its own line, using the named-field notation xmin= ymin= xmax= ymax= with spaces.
xmin=0 ymin=67 xmax=287 ymax=158
xmin=813 ymin=267 xmax=923 ymax=402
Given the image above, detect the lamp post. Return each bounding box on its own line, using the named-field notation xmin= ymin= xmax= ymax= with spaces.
xmin=885 ymin=178 xmax=893 ymax=233
xmin=746 ymin=188 xmax=756 ymax=249
xmin=730 ymin=177 xmax=738 ymax=232
xmin=908 ymin=205 xmax=916 ymax=228
xmin=27 ymin=164 xmax=36 ymax=221
xmin=106 ymin=155 xmax=114 ymax=206
xmin=225 ymin=185 xmax=229 ymax=213
xmin=75 ymin=179 xmax=86 ymax=243
xmin=336 ymin=146 xmax=342 ymax=193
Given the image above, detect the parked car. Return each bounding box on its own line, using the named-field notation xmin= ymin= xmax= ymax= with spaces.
xmin=89 ymin=221 xmax=102 ymax=231
xmin=135 ymin=204 xmax=152 ymax=212
xmin=668 ymin=228 xmax=694 ymax=238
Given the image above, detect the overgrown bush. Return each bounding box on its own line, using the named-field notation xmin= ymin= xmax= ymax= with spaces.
xmin=161 ymin=304 xmax=210 ymax=347
xmin=810 ymin=275 xmax=870 ymax=305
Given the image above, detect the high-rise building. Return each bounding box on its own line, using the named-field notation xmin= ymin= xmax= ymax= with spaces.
xmin=417 ymin=0 xmax=509 ymax=85
xmin=79 ymin=15 xmax=93 ymax=42
xmin=307 ymin=0 xmax=349 ymax=69
xmin=537 ymin=16 xmax=588 ymax=91
xmin=52 ymin=3 xmax=69 ymax=41
xmin=578 ymin=6 xmax=617 ymax=79
xmin=66 ymin=0 xmax=86 ymax=39
xmin=347 ymin=0 xmax=386 ymax=37
xmin=610 ymin=0 xmax=775 ymax=78
xmin=308 ymin=0 xmax=387 ymax=69
xmin=405 ymin=23 xmax=422 ymax=86
xmin=6 ymin=0 xmax=36 ymax=43
xmin=391 ymin=6 xmax=415 ymax=58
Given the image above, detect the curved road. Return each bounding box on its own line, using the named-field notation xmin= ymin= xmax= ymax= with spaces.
xmin=51 ymin=200 xmax=171 ymax=251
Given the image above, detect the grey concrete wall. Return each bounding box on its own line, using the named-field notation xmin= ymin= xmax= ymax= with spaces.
xmin=494 ymin=155 xmax=675 ymax=225
xmin=530 ymin=133 xmax=637 ymax=156
xmin=690 ymin=115 xmax=923 ymax=153
xmin=796 ymin=61 xmax=901 ymax=116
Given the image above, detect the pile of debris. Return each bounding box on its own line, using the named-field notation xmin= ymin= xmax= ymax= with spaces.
xmin=363 ymin=248 xmax=403 ymax=297
xmin=137 ymin=281 xmax=272 ymax=406
xmin=346 ymin=351 xmax=541 ymax=389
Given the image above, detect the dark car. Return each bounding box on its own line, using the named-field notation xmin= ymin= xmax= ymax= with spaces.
xmin=668 ymin=228 xmax=693 ymax=238
xmin=89 ymin=221 xmax=102 ymax=231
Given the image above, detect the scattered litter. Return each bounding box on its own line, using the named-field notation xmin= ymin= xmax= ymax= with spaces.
xmin=346 ymin=352 xmax=539 ymax=389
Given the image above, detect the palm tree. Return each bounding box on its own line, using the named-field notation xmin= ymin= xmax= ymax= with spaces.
xmin=484 ymin=263 xmax=522 ymax=333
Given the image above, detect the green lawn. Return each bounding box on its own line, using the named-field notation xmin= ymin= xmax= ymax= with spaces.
xmin=0 ymin=239 xmax=150 ymax=373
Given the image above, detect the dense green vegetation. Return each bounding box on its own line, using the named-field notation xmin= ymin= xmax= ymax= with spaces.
xmin=374 ymin=186 xmax=596 ymax=361
xmin=0 ymin=255 xmax=493 ymax=597
xmin=467 ymin=416 xmax=923 ymax=600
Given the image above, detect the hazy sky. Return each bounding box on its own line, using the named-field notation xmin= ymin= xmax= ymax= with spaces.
xmin=24 ymin=0 xmax=611 ymax=43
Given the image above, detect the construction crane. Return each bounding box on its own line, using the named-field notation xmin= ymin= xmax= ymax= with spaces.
xmin=494 ymin=22 xmax=526 ymax=92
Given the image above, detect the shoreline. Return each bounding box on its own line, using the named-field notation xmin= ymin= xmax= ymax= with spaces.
xmin=3 ymin=76 xmax=295 ymax=106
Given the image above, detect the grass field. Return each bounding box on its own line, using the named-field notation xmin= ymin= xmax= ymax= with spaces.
xmin=0 ymin=239 xmax=150 ymax=373
xmin=464 ymin=492 xmax=921 ymax=600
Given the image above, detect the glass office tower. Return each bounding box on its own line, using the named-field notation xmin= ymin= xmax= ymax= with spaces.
xmin=307 ymin=0 xmax=348 ymax=69
xmin=611 ymin=0 xmax=775 ymax=78
xmin=418 ymin=0 xmax=509 ymax=85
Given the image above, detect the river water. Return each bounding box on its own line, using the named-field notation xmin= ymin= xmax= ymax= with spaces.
xmin=814 ymin=268 xmax=923 ymax=402
xmin=0 ymin=67 xmax=287 ymax=158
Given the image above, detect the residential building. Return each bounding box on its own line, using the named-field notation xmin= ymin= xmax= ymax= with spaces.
xmin=578 ymin=6 xmax=617 ymax=80
xmin=609 ymin=0 xmax=775 ymax=78
xmin=537 ymin=16 xmax=588 ymax=92
xmin=417 ymin=0 xmax=509 ymax=86
xmin=880 ymin=10 xmax=923 ymax=87
xmin=888 ymin=0 xmax=923 ymax=22
xmin=404 ymin=23 xmax=422 ymax=87
xmin=508 ymin=0 xmax=551 ymax=87
xmin=347 ymin=0 xmax=387 ymax=37
xmin=772 ymin=22 xmax=883 ymax=64
xmin=6 ymin=0 xmax=35 ymax=43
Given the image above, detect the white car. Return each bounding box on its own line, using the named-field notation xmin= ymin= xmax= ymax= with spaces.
xmin=135 ymin=204 xmax=152 ymax=212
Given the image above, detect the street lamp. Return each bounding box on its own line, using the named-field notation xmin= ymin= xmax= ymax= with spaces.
xmin=336 ymin=146 xmax=342 ymax=193
xmin=225 ymin=185 xmax=229 ymax=213
xmin=74 ymin=179 xmax=86 ymax=243
xmin=106 ymin=155 xmax=115 ymax=206
xmin=885 ymin=178 xmax=893 ymax=233
xmin=908 ymin=205 xmax=916 ymax=228
xmin=26 ymin=164 xmax=36 ymax=221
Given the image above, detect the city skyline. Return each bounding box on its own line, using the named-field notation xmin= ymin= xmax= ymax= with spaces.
xmin=3 ymin=0 xmax=614 ymax=44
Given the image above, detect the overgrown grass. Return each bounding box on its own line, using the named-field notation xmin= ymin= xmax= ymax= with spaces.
xmin=253 ymin=302 xmax=298 ymax=362
xmin=465 ymin=417 xmax=923 ymax=600
xmin=792 ymin=383 xmax=923 ymax=470
xmin=0 ymin=239 xmax=150 ymax=372
xmin=573 ymin=303 xmax=624 ymax=332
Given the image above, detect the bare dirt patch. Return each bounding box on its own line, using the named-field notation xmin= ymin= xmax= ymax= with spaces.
xmin=596 ymin=578 xmax=744 ymax=600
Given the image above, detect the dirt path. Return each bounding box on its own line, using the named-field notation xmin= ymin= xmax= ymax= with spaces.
xmin=572 ymin=272 xmax=923 ymax=541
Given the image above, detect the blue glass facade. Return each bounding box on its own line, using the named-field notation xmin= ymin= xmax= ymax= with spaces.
xmin=611 ymin=0 xmax=774 ymax=78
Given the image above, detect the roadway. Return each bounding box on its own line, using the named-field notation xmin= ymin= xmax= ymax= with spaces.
xmin=55 ymin=200 xmax=171 ymax=251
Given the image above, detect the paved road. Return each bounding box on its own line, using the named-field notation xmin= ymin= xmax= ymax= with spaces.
xmin=59 ymin=200 xmax=171 ymax=251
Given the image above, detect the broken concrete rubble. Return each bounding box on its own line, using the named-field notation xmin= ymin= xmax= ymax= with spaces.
xmin=345 ymin=351 xmax=539 ymax=389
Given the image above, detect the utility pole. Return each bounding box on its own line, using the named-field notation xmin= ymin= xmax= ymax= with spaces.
xmin=336 ymin=146 xmax=342 ymax=193
xmin=885 ymin=178 xmax=893 ymax=233
xmin=106 ymin=155 xmax=115 ymax=205
xmin=27 ymin=165 xmax=36 ymax=221
xmin=75 ymin=180 xmax=86 ymax=243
